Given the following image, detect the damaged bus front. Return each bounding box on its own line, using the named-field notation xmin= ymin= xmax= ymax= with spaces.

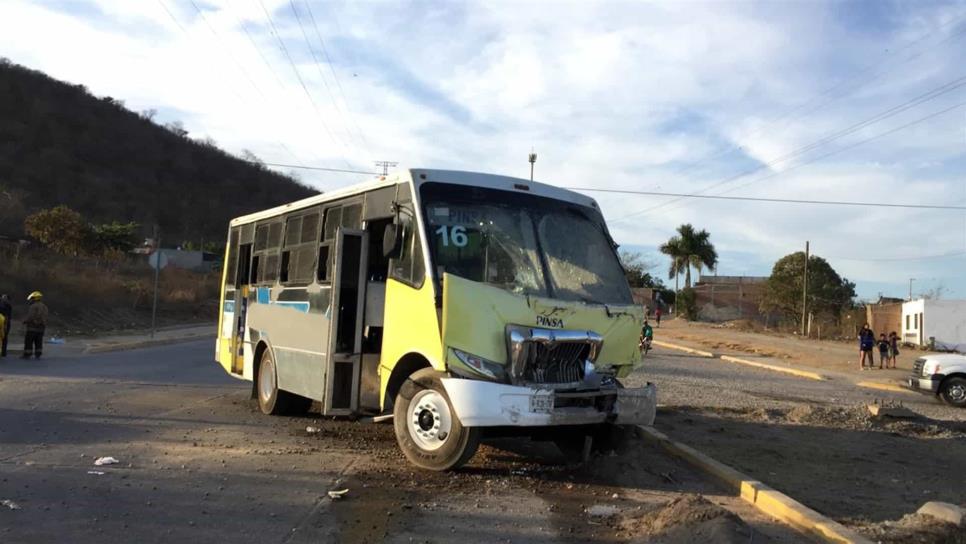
xmin=391 ymin=174 xmax=656 ymax=469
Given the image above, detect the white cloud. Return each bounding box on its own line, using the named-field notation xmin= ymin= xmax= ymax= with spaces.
xmin=1 ymin=0 xmax=964 ymax=298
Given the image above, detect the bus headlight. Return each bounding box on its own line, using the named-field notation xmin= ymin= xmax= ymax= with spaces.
xmin=450 ymin=348 xmax=506 ymax=382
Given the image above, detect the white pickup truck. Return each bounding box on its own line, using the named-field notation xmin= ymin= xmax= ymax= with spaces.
xmin=907 ymin=354 xmax=966 ymax=408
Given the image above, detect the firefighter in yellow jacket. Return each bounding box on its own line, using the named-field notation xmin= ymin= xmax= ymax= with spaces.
xmin=22 ymin=291 xmax=48 ymax=359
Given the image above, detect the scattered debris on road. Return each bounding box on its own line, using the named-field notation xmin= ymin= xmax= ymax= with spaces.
xmin=87 ymin=470 xmax=105 ymax=475
xmin=327 ymin=488 xmax=349 ymax=500
xmin=867 ymin=400 xmax=917 ymax=419
xmin=2 ymin=499 xmax=21 ymax=510
xmin=853 ymin=512 xmax=965 ymax=544
xmin=93 ymin=456 xmax=119 ymax=466
xmin=305 ymin=426 xmax=321 ymax=434
xmin=615 ymin=495 xmax=754 ymax=544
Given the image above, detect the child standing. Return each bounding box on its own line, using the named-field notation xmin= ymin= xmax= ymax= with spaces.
xmin=876 ymin=333 xmax=890 ymax=370
xmin=888 ymin=331 xmax=900 ymax=369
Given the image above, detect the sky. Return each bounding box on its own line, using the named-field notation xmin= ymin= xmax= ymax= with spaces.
xmin=2 ymin=0 xmax=965 ymax=301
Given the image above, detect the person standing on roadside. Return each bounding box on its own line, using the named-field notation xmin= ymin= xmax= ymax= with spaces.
xmin=655 ymin=306 xmax=662 ymax=327
xmin=888 ymin=331 xmax=900 ymax=369
xmin=22 ymin=291 xmax=48 ymax=359
xmin=877 ymin=333 xmax=890 ymax=370
xmin=0 ymin=294 xmax=11 ymax=357
xmin=858 ymin=323 xmax=875 ymax=370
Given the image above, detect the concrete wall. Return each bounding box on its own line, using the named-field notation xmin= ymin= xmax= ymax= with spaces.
xmin=866 ymin=303 xmax=902 ymax=337
xmin=924 ymin=300 xmax=966 ymax=352
xmin=692 ymin=279 xmax=767 ymax=323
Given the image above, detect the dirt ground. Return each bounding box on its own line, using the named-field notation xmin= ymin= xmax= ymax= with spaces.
xmin=305 ymin=417 xmax=799 ymax=543
xmin=657 ymin=318 xmax=943 ymax=375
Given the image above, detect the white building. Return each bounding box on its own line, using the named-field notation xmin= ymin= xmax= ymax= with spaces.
xmin=901 ymin=299 xmax=966 ymax=352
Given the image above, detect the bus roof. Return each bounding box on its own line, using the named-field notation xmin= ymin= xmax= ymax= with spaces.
xmin=229 ymin=168 xmax=599 ymax=226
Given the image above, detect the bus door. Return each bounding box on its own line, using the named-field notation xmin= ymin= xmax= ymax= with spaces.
xmin=324 ymin=229 xmax=368 ymax=415
xmin=231 ymin=242 xmax=252 ymax=375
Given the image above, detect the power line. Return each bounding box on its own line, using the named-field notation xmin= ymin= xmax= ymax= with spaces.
xmin=256 ymin=0 xmax=353 ymax=168
xmin=301 ymin=0 xmax=374 ymax=155
xmin=263 ymin=162 xmax=380 ymax=175
xmin=664 ymin=12 xmax=966 ymax=186
xmin=617 ymin=74 xmax=966 ymax=221
xmin=588 ymin=98 xmax=966 ymax=219
xmin=287 ymin=0 xmax=365 ymax=157
xmin=566 ymin=188 xmax=966 ymax=211
xmin=827 ymin=251 xmax=966 ymax=263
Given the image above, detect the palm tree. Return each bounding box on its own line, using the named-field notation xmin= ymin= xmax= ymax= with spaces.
xmin=659 ymin=224 xmax=718 ymax=289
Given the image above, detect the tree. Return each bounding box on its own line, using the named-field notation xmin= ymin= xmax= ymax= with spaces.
xmin=24 ymin=205 xmax=89 ymax=256
xmin=659 ymin=224 xmax=718 ymax=289
xmin=760 ymin=252 xmax=856 ymax=326
xmin=619 ymin=250 xmax=663 ymax=288
xmin=90 ymin=221 xmax=140 ymax=253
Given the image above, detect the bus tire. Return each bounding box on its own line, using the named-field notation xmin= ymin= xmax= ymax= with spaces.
xmin=393 ymin=368 xmax=480 ymax=471
xmin=256 ymin=348 xmax=296 ymax=415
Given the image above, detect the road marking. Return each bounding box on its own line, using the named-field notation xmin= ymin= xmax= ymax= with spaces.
xmin=652 ymin=340 xmax=715 ymax=358
xmin=639 ymin=425 xmax=873 ymax=544
xmin=719 ymin=355 xmax=827 ymax=381
xmin=855 ymin=381 xmax=913 ymax=394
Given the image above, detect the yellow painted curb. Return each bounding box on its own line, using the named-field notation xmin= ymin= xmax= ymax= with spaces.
xmin=652 ymin=340 xmax=715 ymax=358
xmin=855 ymin=381 xmax=912 ymax=394
xmin=638 ymin=425 xmax=873 ymax=544
xmin=720 ymin=355 xmax=827 ymax=381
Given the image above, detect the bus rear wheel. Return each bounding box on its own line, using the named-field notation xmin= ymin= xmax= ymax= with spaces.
xmin=393 ymin=368 xmax=480 ymax=471
xmin=256 ymin=348 xmax=310 ymax=415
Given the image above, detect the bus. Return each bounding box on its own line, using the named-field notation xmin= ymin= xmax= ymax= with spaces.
xmin=215 ymin=168 xmax=656 ymax=470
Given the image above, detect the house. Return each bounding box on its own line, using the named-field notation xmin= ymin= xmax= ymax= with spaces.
xmin=147 ymin=248 xmax=220 ymax=272
xmin=901 ymin=299 xmax=966 ymax=352
xmin=692 ymin=275 xmax=769 ymax=322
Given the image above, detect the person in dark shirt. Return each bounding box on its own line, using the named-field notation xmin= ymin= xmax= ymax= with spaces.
xmin=888 ymin=331 xmax=900 ymax=369
xmin=877 ymin=333 xmax=890 ymax=370
xmin=858 ymin=324 xmax=875 ymax=370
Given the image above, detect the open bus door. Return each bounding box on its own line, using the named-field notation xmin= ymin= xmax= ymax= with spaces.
xmin=324 ymin=229 xmax=368 ymax=415
xmin=231 ymin=242 xmax=252 ymax=375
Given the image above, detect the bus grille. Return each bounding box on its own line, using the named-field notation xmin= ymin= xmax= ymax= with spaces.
xmin=506 ymin=326 xmax=603 ymax=387
xmin=521 ymin=342 xmax=591 ymax=384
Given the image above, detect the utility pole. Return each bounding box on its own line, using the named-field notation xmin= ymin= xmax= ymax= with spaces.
xmin=374 ymin=161 xmax=397 ymax=176
xmin=151 ymin=226 xmax=161 ymax=339
xmin=528 ymin=150 xmax=537 ymax=181
xmin=909 ymin=278 xmax=916 ymax=301
xmin=801 ymin=241 xmax=809 ymax=336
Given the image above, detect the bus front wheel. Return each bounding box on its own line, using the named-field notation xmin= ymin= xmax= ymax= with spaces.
xmin=393 ymin=368 xmax=480 ymax=471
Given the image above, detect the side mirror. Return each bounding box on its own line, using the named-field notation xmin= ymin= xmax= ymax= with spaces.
xmin=383 ymin=223 xmax=404 ymax=259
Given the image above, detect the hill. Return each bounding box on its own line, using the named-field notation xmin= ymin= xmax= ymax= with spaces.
xmin=0 ymin=59 xmax=318 ymax=244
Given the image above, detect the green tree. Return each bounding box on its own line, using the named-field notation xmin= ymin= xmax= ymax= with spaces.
xmin=24 ymin=205 xmax=89 ymax=256
xmin=659 ymin=224 xmax=718 ymax=288
xmin=760 ymin=252 xmax=856 ymax=326
xmin=90 ymin=221 xmax=140 ymax=253
xmin=619 ymin=250 xmax=663 ymax=288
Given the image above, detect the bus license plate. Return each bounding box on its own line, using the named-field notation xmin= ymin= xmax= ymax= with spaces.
xmin=530 ymin=393 xmax=554 ymax=413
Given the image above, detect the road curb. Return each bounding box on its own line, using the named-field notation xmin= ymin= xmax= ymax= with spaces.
xmin=855 ymin=381 xmax=912 ymax=394
xmin=652 ymin=340 xmax=715 ymax=358
xmin=719 ymin=355 xmax=827 ymax=381
xmin=84 ymin=334 xmax=213 ymax=354
xmin=637 ymin=425 xmax=873 ymax=544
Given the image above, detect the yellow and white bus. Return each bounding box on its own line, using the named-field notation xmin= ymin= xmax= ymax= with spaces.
xmin=215 ymin=168 xmax=656 ymax=470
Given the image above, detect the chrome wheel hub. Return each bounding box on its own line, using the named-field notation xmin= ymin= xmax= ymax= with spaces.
xmin=407 ymin=390 xmax=452 ymax=451
xmin=949 ymin=384 xmax=965 ymax=402
xmin=259 ymin=359 xmax=275 ymax=403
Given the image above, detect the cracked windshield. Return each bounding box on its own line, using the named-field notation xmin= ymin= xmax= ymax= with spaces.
xmin=422 ymin=184 xmax=632 ymax=305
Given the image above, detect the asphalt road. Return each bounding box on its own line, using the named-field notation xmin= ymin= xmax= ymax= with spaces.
xmin=0 ymin=340 xmax=808 ymax=543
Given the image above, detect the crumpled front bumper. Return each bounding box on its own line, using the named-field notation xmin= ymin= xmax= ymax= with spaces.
xmin=440 ymin=378 xmax=657 ymax=427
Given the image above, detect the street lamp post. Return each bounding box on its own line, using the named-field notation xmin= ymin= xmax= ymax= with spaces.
xmin=528 ymin=151 xmax=537 ymax=181
xmin=909 ymin=278 xmax=916 ymax=301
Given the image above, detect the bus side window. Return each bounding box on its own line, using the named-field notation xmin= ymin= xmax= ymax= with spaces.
xmin=389 ymin=212 xmax=424 ymax=287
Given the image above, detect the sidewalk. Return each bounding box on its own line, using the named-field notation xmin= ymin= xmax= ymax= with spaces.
xmin=655 ymin=339 xmax=913 ymax=393
xmin=1 ymin=323 xmax=215 ymax=358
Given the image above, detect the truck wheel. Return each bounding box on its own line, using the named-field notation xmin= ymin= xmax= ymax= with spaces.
xmin=393 ymin=368 xmax=480 ymax=471
xmin=256 ymin=348 xmax=302 ymax=415
xmin=939 ymin=377 xmax=966 ymax=407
